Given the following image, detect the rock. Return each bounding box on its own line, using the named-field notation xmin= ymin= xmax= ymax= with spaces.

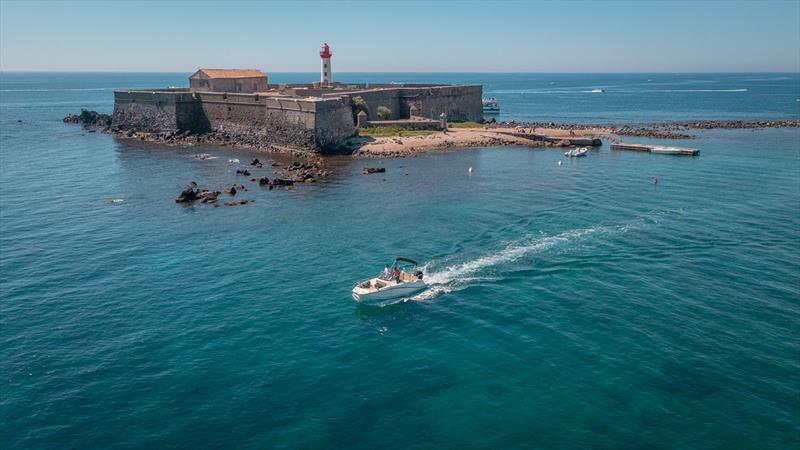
xmin=224 ymin=186 xmax=237 ymax=195
xmin=175 ymin=187 xmax=198 ymax=203
xmin=223 ymin=199 xmax=253 ymax=206
xmin=236 ymin=169 xmax=250 ymax=176
xmin=270 ymin=178 xmax=294 ymax=186
xmin=233 ymin=183 xmax=247 ymax=191
xmin=362 ymin=167 xmax=386 ymax=174
xmin=62 ymin=109 xmax=112 ymax=128
xmin=198 ymin=190 xmax=220 ymax=203
xmin=258 ymin=177 xmax=271 ymax=186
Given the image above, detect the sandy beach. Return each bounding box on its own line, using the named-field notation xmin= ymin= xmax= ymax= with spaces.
xmin=352 ymin=125 xmax=612 ymax=157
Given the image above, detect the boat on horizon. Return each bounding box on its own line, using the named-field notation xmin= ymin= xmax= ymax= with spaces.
xmin=352 ymin=257 xmax=426 ymax=306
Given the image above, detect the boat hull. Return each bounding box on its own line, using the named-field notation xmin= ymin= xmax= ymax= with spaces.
xmin=352 ymin=280 xmax=427 ymax=306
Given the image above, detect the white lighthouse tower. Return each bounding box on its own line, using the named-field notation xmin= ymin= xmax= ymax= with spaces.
xmin=319 ymin=42 xmax=332 ymax=85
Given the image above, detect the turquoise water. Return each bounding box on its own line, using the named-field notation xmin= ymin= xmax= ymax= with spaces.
xmin=1 ymin=73 xmax=799 ymax=448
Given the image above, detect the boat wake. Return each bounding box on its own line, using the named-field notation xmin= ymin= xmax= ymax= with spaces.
xmin=660 ymin=88 xmax=748 ymax=93
xmin=407 ymin=226 xmax=607 ymax=302
xmin=406 ymin=209 xmax=683 ymax=303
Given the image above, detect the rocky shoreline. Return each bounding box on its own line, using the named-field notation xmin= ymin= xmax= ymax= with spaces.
xmin=65 ymin=108 xmax=799 ymax=152
xmin=493 ymin=119 xmax=800 ymax=139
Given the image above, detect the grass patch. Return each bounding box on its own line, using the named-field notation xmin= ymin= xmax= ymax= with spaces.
xmin=449 ymin=121 xmax=484 ymax=129
xmin=358 ymin=126 xmax=435 ymax=138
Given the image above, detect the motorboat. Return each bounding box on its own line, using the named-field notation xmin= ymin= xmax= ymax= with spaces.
xmin=482 ymin=98 xmax=500 ymax=114
xmin=352 ymin=257 xmax=426 ymax=306
xmin=564 ymin=147 xmax=589 ymax=157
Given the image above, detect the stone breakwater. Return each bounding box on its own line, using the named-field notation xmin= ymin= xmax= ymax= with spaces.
xmin=495 ymin=119 xmax=800 ymax=139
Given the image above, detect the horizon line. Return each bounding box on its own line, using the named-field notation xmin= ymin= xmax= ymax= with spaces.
xmin=1 ymin=70 xmax=798 ymax=74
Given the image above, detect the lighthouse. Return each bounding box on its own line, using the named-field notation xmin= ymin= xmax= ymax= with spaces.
xmin=319 ymin=42 xmax=332 ymax=84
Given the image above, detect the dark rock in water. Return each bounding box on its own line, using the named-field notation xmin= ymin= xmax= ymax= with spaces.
xmin=258 ymin=177 xmax=271 ymax=186
xmin=224 ymin=186 xmax=238 ymax=195
xmin=236 ymin=169 xmax=251 ymax=176
xmin=233 ymin=183 xmax=247 ymax=191
xmin=250 ymin=158 xmax=262 ymax=168
xmin=362 ymin=167 xmax=386 ymax=174
xmin=63 ymin=109 xmax=112 ymax=128
xmin=175 ymin=188 xmax=198 ymax=203
xmin=223 ymin=199 xmax=253 ymax=206
xmin=198 ymin=190 xmax=220 ymax=204
xmin=270 ymin=178 xmax=294 ymax=186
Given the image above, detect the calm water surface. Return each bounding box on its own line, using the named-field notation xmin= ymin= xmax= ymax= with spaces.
xmin=1 ymin=73 xmax=799 ymax=448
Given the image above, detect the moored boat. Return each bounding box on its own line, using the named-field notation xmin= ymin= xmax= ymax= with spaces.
xmin=482 ymin=98 xmax=500 ymax=114
xmin=564 ymin=147 xmax=589 ymax=157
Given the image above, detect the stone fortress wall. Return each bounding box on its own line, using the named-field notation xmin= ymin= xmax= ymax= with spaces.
xmin=112 ymin=83 xmax=482 ymax=153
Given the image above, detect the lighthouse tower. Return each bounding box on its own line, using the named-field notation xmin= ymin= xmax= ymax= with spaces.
xmin=319 ymin=42 xmax=332 ymax=85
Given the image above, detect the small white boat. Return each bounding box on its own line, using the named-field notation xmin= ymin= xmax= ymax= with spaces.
xmin=650 ymin=146 xmax=684 ymax=155
xmin=482 ymin=98 xmax=500 ymax=114
xmin=564 ymin=147 xmax=589 ymax=157
xmin=352 ymin=257 xmax=426 ymax=306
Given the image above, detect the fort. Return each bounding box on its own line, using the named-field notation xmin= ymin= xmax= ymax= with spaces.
xmin=112 ymin=43 xmax=483 ymax=153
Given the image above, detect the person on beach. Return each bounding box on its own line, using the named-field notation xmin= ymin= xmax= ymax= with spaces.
xmin=391 ymin=265 xmax=401 ymax=283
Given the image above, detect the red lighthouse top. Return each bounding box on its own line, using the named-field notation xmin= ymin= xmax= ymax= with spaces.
xmin=319 ymin=43 xmax=332 ymax=59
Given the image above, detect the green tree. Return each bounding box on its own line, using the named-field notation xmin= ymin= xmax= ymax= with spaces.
xmin=351 ymin=96 xmax=369 ymax=122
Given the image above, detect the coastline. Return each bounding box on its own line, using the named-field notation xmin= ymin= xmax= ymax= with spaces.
xmin=63 ymin=109 xmax=799 ymax=159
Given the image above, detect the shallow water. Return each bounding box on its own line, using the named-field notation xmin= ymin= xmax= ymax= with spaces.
xmin=1 ymin=73 xmax=799 ymax=448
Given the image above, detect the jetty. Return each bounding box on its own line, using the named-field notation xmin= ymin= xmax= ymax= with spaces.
xmin=611 ymin=142 xmax=699 ymax=156
xmin=496 ymin=130 xmax=603 ymax=147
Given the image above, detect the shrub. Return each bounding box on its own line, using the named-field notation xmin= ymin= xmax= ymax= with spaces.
xmin=351 ymin=96 xmax=369 ymax=121
xmin=377 ymin=106 xmax=391 ymax=120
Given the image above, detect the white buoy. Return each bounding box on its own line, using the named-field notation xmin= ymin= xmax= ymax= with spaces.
xmin=558 ymin=160 xmax=562 ymax=166
xmin=468 ymin=167 xmax=473 ymax=175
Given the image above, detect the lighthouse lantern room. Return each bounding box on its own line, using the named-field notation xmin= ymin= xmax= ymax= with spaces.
xmin=320 ymin=43 xmax=332 ymax=84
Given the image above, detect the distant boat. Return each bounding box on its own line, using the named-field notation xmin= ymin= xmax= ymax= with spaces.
xmin=589 ymin=89 xmax=605 ymax=93
xmin=482 ymin=97 xmax=500 ymax=114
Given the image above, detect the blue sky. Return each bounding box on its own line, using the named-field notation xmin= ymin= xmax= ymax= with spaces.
xmin=1 ymin=0 xmax=798 ymax=72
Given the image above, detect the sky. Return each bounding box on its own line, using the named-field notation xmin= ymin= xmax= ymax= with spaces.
xmin=1 ymin=0 xmax=798 ymax=72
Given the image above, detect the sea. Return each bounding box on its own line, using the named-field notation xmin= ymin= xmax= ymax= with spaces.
xmin=1 ymin=73 xmax=799 ymax=449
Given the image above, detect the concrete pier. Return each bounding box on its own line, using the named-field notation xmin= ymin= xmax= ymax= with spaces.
xmin=611 ymin=142 xmax=699 ymax=155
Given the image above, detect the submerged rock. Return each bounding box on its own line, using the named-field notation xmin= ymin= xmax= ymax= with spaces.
xmin=362 ymin=167 xmax=386 ymax=174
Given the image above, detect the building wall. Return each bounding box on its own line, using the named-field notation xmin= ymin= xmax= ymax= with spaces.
xmin=112 ymin=83 xmax=476 ymax=152
xmin=404 ymin=85 xmax=483 ymax=122
xmin=320 ymin=84 xmax=483 ymax=122
xmin=189 ymin=77 xmax=267 ymax=93
xmin=314 ymin=98 xmax=356 ymax=152
xmin=196 ymin=92 xmax=319 ymax=151
xmin=113 ymin=91 xmax=185 ymax=132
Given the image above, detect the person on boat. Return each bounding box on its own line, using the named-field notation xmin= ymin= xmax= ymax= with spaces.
xmin=382 ymin=264 xmax=391 ymax=279
xmin=391 ymin=265 xmax=401 ymax=283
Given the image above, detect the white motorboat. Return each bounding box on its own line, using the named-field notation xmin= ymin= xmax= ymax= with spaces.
xmin=482 ymin=98 xmax=500 ymax=114
xmin=352 ymin=257 xmax=426 ymax=306
xmin=564 ymin=147 xmax=589 ymax=157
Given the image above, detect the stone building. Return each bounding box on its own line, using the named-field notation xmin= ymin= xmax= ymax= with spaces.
xmin=189 ymin=69 xmax=267 ymax=93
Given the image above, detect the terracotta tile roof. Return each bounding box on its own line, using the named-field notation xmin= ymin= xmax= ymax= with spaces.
xmin=193 ymin=69 xmax=266 ymax=79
